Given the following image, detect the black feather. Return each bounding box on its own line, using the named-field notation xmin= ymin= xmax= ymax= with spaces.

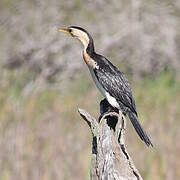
xmin=92 ymin=53 xmax=137 ymax=115
xmin=128 ymin=111 xmax=153 ymax=147
xmin=90 ymin=53 xmax=152 ymax=147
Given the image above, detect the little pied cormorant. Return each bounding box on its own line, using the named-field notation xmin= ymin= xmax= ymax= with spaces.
xmin=59 ymin=26 xmax=153 ymax=147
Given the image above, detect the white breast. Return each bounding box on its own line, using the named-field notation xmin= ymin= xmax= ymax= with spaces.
xmin=89 ymin=68 xmax=106 ymax=96
xmin=89 ymin=68 xmax=120 ymax=109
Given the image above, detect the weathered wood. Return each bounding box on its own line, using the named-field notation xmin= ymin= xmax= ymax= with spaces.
xmin=78 ymin=99 xmax=143 ymax=180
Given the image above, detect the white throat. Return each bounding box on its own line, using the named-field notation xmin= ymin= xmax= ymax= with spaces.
xmin=78 ymin=36 xmax=89 ymax=49
xmin=71 ymin=28 xmax=89 ymax=49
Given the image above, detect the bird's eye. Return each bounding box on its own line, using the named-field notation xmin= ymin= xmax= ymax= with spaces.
xmin=69 ymin=29 xmax=72 ymax=33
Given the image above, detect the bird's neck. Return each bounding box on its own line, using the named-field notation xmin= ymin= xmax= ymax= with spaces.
xmin=78 ymin=31 xmax=95 ymax=55
xmin=85 ymin=38 xmax=95 ymax=55
xmin=83 ymin=39 xmax=98 ymax=69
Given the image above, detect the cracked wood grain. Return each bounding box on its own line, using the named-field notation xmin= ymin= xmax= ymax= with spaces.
xmin=78 ymin=99 xmax=143 ymax=180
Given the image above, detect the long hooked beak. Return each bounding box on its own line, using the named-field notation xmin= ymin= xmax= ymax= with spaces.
xmin=58 ymin=28 xmax=72 ymax=36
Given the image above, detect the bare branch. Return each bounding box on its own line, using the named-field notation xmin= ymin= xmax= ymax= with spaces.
xmin=78 ymin=99 xmax=143 ymax=180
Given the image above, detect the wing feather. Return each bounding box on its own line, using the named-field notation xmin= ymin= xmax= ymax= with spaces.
xmin=93 ymin=55 xmax=137 ymax=115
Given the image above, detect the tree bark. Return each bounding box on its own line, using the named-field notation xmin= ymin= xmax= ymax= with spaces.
xmin=78 ymin=99 xmax=143 ymax=180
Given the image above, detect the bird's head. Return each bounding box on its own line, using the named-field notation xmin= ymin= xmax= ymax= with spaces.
xmin=59 ymin=26 xmax=94 ymax=52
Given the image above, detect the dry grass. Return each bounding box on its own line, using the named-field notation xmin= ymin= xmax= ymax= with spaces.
xmin=0 ymin=70 xmax=179 ymax=180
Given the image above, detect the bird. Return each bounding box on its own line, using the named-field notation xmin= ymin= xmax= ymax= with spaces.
xmin=59 ymin=26 xmax=153 ymax=147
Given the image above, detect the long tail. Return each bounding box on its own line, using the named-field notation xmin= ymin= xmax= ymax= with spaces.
xmin=128 ymin=111 xmax=153 ymax=147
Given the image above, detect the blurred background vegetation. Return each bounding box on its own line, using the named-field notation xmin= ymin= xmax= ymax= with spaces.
xmin=0 ymin=0 xmax=180 ymax=179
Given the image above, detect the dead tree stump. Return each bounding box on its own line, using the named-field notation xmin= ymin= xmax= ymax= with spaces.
xmin=78 ymin=99 xmax=143 ymax=180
